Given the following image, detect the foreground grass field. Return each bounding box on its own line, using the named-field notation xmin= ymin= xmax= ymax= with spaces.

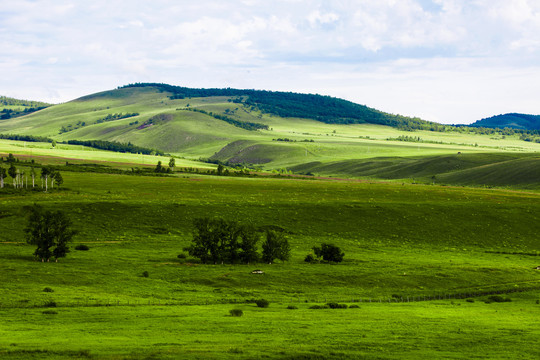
xmin=1 ymin=294 xmax=539 ymax=360
xmin=1 ymin=151 xmax=540 ymax=359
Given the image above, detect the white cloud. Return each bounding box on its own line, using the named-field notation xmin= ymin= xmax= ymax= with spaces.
xmin=1 ymin=0 xmax=540 ymax=123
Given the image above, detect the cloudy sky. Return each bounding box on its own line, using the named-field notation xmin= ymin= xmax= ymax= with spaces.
xmin=2 ymin=0 xmax=540 ymax=124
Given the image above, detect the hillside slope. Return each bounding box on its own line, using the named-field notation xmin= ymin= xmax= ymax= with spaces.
xmin=469 ymin=113 xmax=540 ymax=130
xmin=1 ymin=84 xmax=540 ymax=188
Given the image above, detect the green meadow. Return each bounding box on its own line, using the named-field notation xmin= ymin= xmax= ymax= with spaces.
xmin=1 ymin=159 xmax=540 ymax=359
xmin=1 ymin=85 xmax=540 ymax=358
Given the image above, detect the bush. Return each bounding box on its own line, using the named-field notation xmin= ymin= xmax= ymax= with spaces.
xmin=536 ymin=300 xmax=539 ymax=304
xmin=42 ymin=310 xmax=58 ymax=315
xmin=75 ymin=244 xmax=89 ymax=251
xmin=43 ymin=301 xmax=57 ymax=308
xmin=326 ymin=302 xmax=348 ymax=309
xmin=312 ymin=243 xmax=345 ymax=263
xmin=177 ymin=253 xmax=187 ymax=259
xmin=287 ymin=305 xmax=298 ymax=310
xmin=142 ymin=271 xmax=149 ymax=278
xmin=304 ymin=253 xmax=315 ymax=263
xmin=43 ymin=287 xmax=54 ymax=293
xmin=349 ymin=304 xmax=360 ymax=308
xmin=466 ymin=298 xmax=475 ymax=303
xmin=229 ymin=309 xmax=243 ymax=317
xmin=309 ymin=304 xmax=329 ymax=309
xmin=485 ymin=295 xmax=511 ymax=303
xmin=255 ymin=299 xmax=269 ymax=308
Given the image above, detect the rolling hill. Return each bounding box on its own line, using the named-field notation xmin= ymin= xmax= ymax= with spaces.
xmin=468 ymin=113 xmax=540 ymax=130
xmin=1 ymin=84 xmax=540 ymax=188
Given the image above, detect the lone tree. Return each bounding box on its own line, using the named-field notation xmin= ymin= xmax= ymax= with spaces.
xmin=312 ymin=243 xmax=345 ymax=263
xmin=168 ymin=157 xmax=175 ymax=171
xmin=25 ymin=204 xmax=77 ymax=262
xmin=261 ymin=230 xmax=290 ymax=264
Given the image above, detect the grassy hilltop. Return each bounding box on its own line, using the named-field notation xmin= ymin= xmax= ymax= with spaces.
xmin=1 ymin=84 xmax=539 ymax=188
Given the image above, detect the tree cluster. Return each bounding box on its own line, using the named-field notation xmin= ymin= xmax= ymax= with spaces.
xmin=65 ymin=139 xmax=164 ymax=156
xmin=184 ymin=218 xmax=290 ymax=264
xmin=24 ymin=205 xmax=77 ymax=262
xmin=305 ymin=243 xmax=345 ymax=263
xmin=182 ymin=108 xmax=268 ymax=131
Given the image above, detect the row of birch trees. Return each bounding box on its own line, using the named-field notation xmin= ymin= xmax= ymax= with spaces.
xmin=0 ymin=163 xmax=63 ymax=191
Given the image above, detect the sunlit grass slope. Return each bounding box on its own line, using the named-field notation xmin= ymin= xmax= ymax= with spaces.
xmin=1 ymin=86 xmax=539 ymax=179
xmin=1 ymin=168 xmax=540 ymax=358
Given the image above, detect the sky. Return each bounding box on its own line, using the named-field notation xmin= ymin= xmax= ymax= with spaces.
xmin=2 ymin=0 xmax=540 ymax=124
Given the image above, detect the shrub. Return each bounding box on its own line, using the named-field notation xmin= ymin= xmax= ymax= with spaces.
xmin=349 ymin=304 xmax=360 ymax=309
xmin=536 ymin=300 xmax=539 ymax=304
xmin=43 ymin=301 xmax=57 ymax=308
xmin=43 ymin=287 xmax=54 ymax=293
xmin=75 ymin=244 xmax=89 ymax=251
xmin=485 ymin=295 xmax=511 ymax=303
xmin=326 ymin=302 xmax=348 ymax=309
xmin=312 ymin=243 xmax=345 ymax=263
xmin=287 ymin=305 xmax=298 ymax=310
xmin=309 ymin=304 xmax=329 ymax=309
xmin=229 ymin=309 xmax=243 ymax=317
xmin=42 ymin=310 xmax=58 ymax=315
xmin=142 ymin=271 xmax=149 ymax=278
xmin=466 ymin=298 xmax=475 ymax=303
xmin=177 ymin=253 xmax=187 ymax=259
xmin=255 ymin=299 xmax=269 ymax=308
xmin=304 ymin=253 xmax=315 ymax=263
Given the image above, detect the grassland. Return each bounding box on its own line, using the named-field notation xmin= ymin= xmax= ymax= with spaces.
xmin=1 ymin=148 xmax=540 ymax=358
xmin=1 ymin=86 xmax=539 ymax=181
xmin=1 ymin=87 xmax=540 ymax=358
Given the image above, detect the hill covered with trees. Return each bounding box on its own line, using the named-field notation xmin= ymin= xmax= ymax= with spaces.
xmin=119 ymin=83 xmax=443 ymax=131
xmin=468 ymin=113 xmax=540 ymax=130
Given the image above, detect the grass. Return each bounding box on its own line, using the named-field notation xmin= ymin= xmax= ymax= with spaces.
xmin=1 ymin=294 xmax=539 ymax=359
xmin=1 ymin=86 xmax=539 ymax=174
xmin=1 ymin=100 xmax=540 ymax=358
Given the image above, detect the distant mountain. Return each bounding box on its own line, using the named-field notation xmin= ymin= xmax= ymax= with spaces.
xmin=468 ymin=113 xmax=540 ymax=130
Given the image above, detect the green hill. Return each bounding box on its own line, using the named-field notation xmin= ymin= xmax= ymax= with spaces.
xmin=0 ymin=95 xmax=50 ymax=119
xmin=120 ymin=83 xmax=442 ymax=130
xmin=469 ymin=113 xmax=540 ymax=130
xmin=1 ymin=84 xmax=540 ymax=188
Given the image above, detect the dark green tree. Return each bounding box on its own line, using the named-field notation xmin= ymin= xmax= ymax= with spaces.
xmin=185 ymin=218 xmax=261 ymax=264
xmin=185 ymin=218 xmax=229 ymax=264
xmin=53 ymin=171 xmax=63 ymax=188
xmin=155 ymin=161 xmax=163 ymax=173
xmin=217 ymin=164 xmax=224 ymax=176
xmin=168 ymin=157 xmax=175 ymax=171
xmin=313 ymin=243 xmax=345 ymax=263
xmin=238 ymin=225 xmax=260 ymax=264
xmin=261 ymin=230 xmax=290 ymax=264
xmin=25 ymin=205 xmax=77 ymax=262
xmin=8 ymin=163 xmax=17 ymax=187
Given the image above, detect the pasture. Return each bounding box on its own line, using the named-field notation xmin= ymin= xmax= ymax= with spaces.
xmin=1 ymin=153 xmax=540 ymax=358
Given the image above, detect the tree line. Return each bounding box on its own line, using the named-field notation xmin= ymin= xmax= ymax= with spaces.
xmin=181 ymin=108 xmax=268 ymax=131
xmin=0 ymin=154 xmax=63 ymax=191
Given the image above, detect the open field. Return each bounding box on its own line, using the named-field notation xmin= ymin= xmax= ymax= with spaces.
xmin=1 ymin=86 xmax=540 ymax=358
xmin=1 ymin=148 xmax=540 ymax=358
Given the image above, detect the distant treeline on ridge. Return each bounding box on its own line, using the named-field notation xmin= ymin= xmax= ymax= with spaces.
xmin=119 ymin=83 xmax=438 ymax=131
xmin=0 ymin=133 xmax=164 ymax=155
